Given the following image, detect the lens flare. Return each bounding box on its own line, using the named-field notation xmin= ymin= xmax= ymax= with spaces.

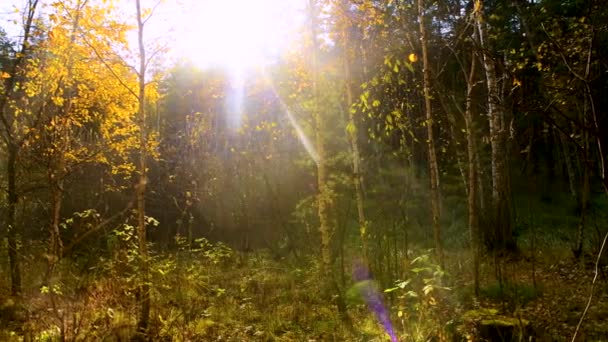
xmin=353 ymin=260 xmax=398 ymax=342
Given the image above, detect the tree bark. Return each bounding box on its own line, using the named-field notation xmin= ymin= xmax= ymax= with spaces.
xmin=418 ymin=0 xmax=444 ymax=267
xmin=464 ymin=51 xmax=480 ymax=296
xmin=47 ymin=0 xmax=85 ymax=271
xmin=7 ymin=143 xmax=21 ymax=296
xmin=574 ymin=129 xmax=590 ymax=258
xmin=340 ymin=0 xmax=368 ymax=262
xmin=0 ymin=0 xmax=39 ymax=297
xmin=560 ymin=132 xmax=578 ymax=198
xmin=49 ymin=171 xmax=64 ymax=263
xmin=135 ymin=0 xmax=150 ymax=334
xmin=309 ymin=0 xmax=332 ymax=275
xmin=475 ymin=0 xmax=515 ymax=251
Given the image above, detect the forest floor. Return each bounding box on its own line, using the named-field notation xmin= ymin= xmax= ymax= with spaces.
xmin=484 ymin=250 xmax=608 ymax=340
xmin=1 ymin=242 xmax=608 ymax=341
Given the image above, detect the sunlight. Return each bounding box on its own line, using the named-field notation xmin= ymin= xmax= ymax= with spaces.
xmin=225 ymin=68 xmax=245 ymax=129
xmin=175 ymin=0 xmax=303 ymax=71
xmin=171 ymin=0 xmax=304 ymax=130
xmin=263 ymin=74 xmax=319 ymax=165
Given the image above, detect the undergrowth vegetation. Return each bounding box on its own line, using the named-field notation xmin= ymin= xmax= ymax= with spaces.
xmin=1 ymin=232 xmax=464 ymax=341
xmin=2 ymin=222 xmax=608 ymax=341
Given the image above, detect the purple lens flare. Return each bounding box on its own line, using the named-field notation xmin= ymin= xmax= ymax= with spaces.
xmin=353 ymin=260 xmax=398 ymax=342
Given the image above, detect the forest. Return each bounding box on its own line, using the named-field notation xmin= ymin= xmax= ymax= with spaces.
xmin=0 ymin=0 xmax=607 ymax=340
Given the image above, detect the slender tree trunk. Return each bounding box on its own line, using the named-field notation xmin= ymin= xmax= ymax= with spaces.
xmin=309 ymin=2 xmax=354 ymax=331
xmin=47 ymin=0 xmax=84 ymax=271
xmin=340 ymin=2 xmax=368 ymax=261
xmin=309 ymin=0 xmax=332 ymax=275
xmin=1 ymin=0 xmax=39 ymax=298
xmin=7 ymin=143 xmax=21 ymax=296
xmin=475 ymin=0 xmax=515 ymax=251
xmin=418 ymin=0 xmax=443 ymax=268
xmin=560 ymin=132 xmax=578 ymax=198
xmin=49 ymin=174 xmax=64 ymax=263
xmin=135 ymin=0 xmax=150 ymax=334
xmin=574 ymin=130 xmax=590 ymax=258
xmin=464 ymin=52 xmax=480 ymax=296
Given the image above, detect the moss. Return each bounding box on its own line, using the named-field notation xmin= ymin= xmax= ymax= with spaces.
xmin=460 ymin=308 xmax=533 ymax=341
xmin=462 ymin=308 xmax=499 ymax=320
xmin=463 ymin=308 xmax=529 ymax=326
xmin=480 ymin=317 xmax=529 ymax=327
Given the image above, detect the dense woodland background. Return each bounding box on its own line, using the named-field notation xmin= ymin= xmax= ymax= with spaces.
xmin=1 ymin=0 xmax=607 ymax=340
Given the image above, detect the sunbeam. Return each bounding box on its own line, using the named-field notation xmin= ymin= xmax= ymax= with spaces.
xmin=262 ymin=72 xmax=319 ymax=165
xmin=225 ymin=68 xmax=245 ymax=129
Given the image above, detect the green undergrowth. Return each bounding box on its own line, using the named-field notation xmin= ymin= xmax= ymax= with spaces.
xmin=8 ymin=233 xmax=595 ymax=341
xmin=0 ymin=237 xmax=476 ymax=341
xmin=0 ymin=238 xmax=393 ymax=341
xmin=481 ymin=281 xmax=541 ymax=307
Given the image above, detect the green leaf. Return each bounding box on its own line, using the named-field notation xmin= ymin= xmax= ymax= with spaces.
xmin=397 ymin=279 xmax=411 ymax=288
xmin=346 ymin=122 xmax=356 ymax=134
xmin=404 ymin=62 xmax=414 ymax=73
xmin=384 ymin=287 xmax=399 ymax=293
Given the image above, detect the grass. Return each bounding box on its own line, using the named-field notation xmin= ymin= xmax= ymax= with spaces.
xmin=481 ymin=281 xmax=541 ymax=307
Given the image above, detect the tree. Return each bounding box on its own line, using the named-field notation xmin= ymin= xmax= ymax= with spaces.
xmin=418 ymin=0 xmax=444 ymax=267
xmin=523 ymin=0 xmax=608 ymax=256
xmin=0 ymin=0 xmax=40 ymax=296
xmin=474 ymin=0 xmax=515 ymax=252
xmin=335 ymin=0 xmax=368 ymax=261
xmin=134 ymin=0 xmax=152 ymax=334
xmin=464 ymin=46 xmax=480 ymax=296
xmin=308 ymin=0 xmax=333 ymax=277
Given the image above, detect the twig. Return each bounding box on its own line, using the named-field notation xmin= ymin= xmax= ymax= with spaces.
xmin=572 ymin=230 xmax=608 ymax=341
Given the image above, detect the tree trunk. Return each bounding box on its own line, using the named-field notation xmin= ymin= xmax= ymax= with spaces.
xmin=47 ymin=0 xmax=84 ymax=271
xmin=1 ymin=0 xmax=39 ymax=298
xmin=574 ymin=130 xmax=590 ymax=258
xmin=560 ymin=132 xmax=578 ymax=198
xmin=418 ymin=0 xmax=443 ymax=267
xmin=7 ymin=143 xmax=21 ymax=296
xmin=340 ymin=1 xmax=368 ymax=261
xmin=464 ymin=51 xmax=480 ymax=296
xmin=475 ymin=0 xmax=515 ymax=251
xmin=49 ymin=175 xmax=64 ymax=264
xmin=310 ymin=4 xmax=354 ymax=331
xmin=309 ymin=0 xmax=332 ymax=275
xmin=135 ymin=0 xmax=150 ymax=334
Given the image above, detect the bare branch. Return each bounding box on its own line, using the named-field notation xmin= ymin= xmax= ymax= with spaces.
xmin=572 ymin=230 xmax=608 ymax=342
xmin=142 ymin=0 xmax=163 ymax=26
xmin=540 ymin=23 xmax=586 ymax=82
xmin=79 ymin=34 xmax=139 ymax=100
xmin=60 ymin=200 xmax=135 ymax=259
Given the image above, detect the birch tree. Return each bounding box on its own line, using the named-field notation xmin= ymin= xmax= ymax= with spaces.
xmin=474 ymin=0 xmax=515 ymax=252
xmin=418 ymin=0 xmax=444 ymax=267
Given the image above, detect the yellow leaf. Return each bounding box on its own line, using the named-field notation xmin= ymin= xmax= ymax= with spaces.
xmin=408 ymin=53 xmax=418 ymax=63
xmin=1 ymin=72 xmax=11 ymax=79
xmin=474 ymin=0 xmax=482 ymax=14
